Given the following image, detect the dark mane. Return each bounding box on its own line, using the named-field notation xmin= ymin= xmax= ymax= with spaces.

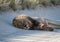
xmin=27 ymin=16 xmax=39 ymax=26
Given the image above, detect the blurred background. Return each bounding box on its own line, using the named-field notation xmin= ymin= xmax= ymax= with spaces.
xmin=0 ymin=0 xmax=60 ymax=11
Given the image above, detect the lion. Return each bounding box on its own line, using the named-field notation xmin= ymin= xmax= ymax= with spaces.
xmin=12 ymin=14 xmax=35 ymax=30
xmin=12 ymin=14 xmax=54 ymax=31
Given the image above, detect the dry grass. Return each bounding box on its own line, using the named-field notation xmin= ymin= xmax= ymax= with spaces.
xmin=0 ymin=0 xmax=60 ymax=11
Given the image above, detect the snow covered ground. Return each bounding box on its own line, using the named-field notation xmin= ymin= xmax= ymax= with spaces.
xmin=0 ymin=6 xmax=60 ymax=42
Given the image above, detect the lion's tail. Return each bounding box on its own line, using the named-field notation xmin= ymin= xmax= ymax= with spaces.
xmin=48 ymin=22 xmax=60 ymax=29
xmin=46 ymin=19 xmax=60 ymax=29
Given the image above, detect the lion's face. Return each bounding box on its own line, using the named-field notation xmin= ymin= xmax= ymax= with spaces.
xmin=13 ymin=18 xmax=33 ymax=30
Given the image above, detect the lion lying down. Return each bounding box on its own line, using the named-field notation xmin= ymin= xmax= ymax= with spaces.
xmin=12 ymin=14 xmax=59 ymax=31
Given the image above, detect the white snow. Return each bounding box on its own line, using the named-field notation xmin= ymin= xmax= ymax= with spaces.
xmin=0 ymin=6 xmax=60 ymax=42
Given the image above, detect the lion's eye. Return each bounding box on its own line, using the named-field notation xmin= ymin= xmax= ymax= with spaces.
xmin=24 ymin=25 xmax=26 ymax=27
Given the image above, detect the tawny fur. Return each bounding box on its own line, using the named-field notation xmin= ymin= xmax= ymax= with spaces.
xmin=12 ymin=14 xmax=53 ymax=31
xmin=13 ymin=14 xmax=33 ymax=30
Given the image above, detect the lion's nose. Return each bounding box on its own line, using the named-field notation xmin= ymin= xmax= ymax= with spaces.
xmin=23 ymin=24 xmax=30 ymax=30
